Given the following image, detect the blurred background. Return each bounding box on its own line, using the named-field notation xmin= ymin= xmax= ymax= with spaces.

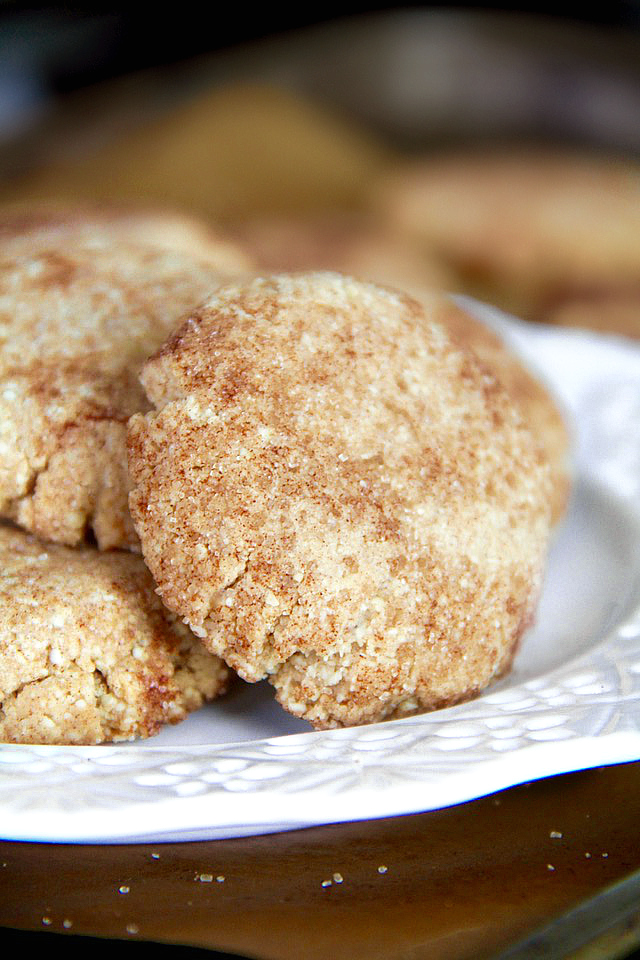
xmin=0 ymin=4 xmax=637 ymax=89
xmin=1 ymin=2 xmax=639 ymax=147
xmin=1 ymin=3 xmax=639 ymax=100
xmin=0 ymin=2 xmax=639 ymax=334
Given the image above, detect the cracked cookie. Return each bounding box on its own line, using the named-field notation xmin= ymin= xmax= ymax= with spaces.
xmin=128 ymin=272 xmax=553 ymax=729
xmin=0 ymin=524 xmax=230 ymax=744
xmin=0 ymin=217 xmax=252 ymax=550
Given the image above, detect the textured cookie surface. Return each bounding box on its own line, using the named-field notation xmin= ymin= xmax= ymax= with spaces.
xmin=234 ymin=214 xmax=571 ymax=520
xmin=128 ymin=272 xmax=553 ymax=729
xmin=440 ymin=302 xmax=571 ymax=524
xmin=0 ymin=219 xmax=251 ymax=550
xmin=0 ymin=524 xmax=229 ymax=744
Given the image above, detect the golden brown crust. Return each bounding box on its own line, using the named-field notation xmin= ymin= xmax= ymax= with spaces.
xmin=0 ymin=524 xmax=230 ymax=744
xmin=438 ymin=302 xmax=572 ymax=524
xmin=232 ymin=214 xmax=571 ymax=522
xmin=128 ymin=272 xmax=553 ymax=729
xmin=0 ymin=218 xmax=252 ymax=549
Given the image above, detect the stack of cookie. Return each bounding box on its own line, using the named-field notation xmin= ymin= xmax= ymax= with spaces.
xmin=0 ymin=207 xmax=253 ymax=744
xmin=0 ymin=204 xmax=568 ymax=743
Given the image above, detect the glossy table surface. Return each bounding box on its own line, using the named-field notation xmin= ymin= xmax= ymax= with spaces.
xmin=2 ymin=762 xmax=639 ymax=960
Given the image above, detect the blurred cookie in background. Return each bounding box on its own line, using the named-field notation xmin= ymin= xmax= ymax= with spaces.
xmin=371 ymin=148 xmax=640 ymax=336
xmin=0 ymin=83 xmax=393 ymax=222
xmin=545 ymin=290 xmax=640 ymax=340
xmin=229 ymin=211 xmax=455 ymax=296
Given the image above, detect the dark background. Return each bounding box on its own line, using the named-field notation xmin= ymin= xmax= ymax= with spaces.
xmin=2 ymin=2 xmax=640 ymax=95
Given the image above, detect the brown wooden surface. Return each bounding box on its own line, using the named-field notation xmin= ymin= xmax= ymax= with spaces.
xmin=1 ymin=762 xmax=639 ymax=960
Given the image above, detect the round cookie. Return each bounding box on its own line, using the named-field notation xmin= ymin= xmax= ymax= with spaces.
xmin=372 ymin=149 xmax=640 ymax=320
xmin=128 ymin=272 xmax=553 ymax=729
xmin=0 ymin=222 xmax=252 ymax=550
xmin=0 ymin=524 xmax=230 ymax=745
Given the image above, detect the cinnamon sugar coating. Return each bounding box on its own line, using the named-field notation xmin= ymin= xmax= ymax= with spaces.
xmin=0 ymin=217 xmax=251 ymax=550
xmin=0 ymin=524 xmax=229 ymax=744
xmin=128 ymin=272 xmax=553 ymax=728
xmin=233 ymin=214 xmax=571 ymax=521
xmin=440 ymin=303 xmax=571 ymax=525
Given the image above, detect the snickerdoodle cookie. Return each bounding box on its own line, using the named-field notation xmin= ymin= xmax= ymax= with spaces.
xmin=128 ymin=272 xmax=553 ymax=729
xmin=0 ymin=218 xmax=251 ymax=550
xmin=0 ymin=524 xmax=229 ymax=744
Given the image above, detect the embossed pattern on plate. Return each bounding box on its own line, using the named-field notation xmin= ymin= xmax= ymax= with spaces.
xmin=2 ymin=300 xmax=640 ymax=843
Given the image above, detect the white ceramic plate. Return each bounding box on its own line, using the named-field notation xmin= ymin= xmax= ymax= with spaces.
xmin=2 ymin=299 xmax=640 ymax=844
